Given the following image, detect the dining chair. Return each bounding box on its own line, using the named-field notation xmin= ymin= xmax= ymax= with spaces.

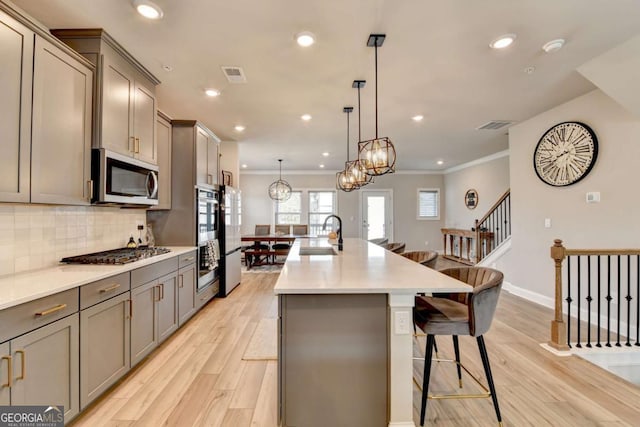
xmin=414 ymin=266 xmax=504 ymax=426
xmin=291 ymin=224 xmax=309 ymax=236
xmin=272 ymin=225 xmax=293 ymax=260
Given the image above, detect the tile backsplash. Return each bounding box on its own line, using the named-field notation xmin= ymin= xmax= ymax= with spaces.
xmin=0 ymin=204 xmax=147 ymax=276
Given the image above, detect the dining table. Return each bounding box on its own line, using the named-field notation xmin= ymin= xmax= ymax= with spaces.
xmin=241 ymin=234 xmax=300 ymax=269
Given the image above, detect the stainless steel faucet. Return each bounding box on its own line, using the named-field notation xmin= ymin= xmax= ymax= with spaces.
xmin=322 ymin=214 xmax=343 ymax=251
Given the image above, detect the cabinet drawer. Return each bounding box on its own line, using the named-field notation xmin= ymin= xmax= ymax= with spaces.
xmin=80 ymin=272 xmax=130 ymax=310
xmin=0 ymin=288 xmax=79 ymax=343
xmin=178 ymin=251 xmax=197 ymax=268
xmin=195 ymin=280 xmax=218 ymax=310
xmin=131 ymin=257 xmax=178 ymax=289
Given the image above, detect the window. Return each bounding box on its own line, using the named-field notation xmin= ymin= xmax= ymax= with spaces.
xmin=275 ymin=191 xmax=302 ymax=224
xmin=308 ymin=191 xmax=336 ymax=236
xmin=417 ymin=189 xmax=440 ymax=220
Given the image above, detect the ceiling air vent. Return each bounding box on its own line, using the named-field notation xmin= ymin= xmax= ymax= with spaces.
xmin=221 ymin=66 xmax=247 ymax=83
xmin=476 ymin=120 xmax=514 ymax=130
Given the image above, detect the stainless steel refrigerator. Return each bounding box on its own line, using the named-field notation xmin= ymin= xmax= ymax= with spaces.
xmin=218 ymin=185 xmax=242 ymax=296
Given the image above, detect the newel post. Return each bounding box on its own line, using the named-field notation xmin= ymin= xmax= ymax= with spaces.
xmin=474 ymin=219 xmax=480 ymax=263
xmin=549 ymin=239 xmax=569 ymax=350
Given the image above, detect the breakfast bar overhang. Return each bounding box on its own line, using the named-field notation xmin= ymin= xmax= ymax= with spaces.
xmin=274 ymin=238 xmax=472 ymax=427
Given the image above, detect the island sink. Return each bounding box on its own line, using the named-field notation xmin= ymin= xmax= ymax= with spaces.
xmin=298 ymin=247 xmax=337 ymax=256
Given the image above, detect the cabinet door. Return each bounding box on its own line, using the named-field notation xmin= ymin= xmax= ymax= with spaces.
xmin=0 ymin=341 xmax=9 ymax=405
xmin=10 ymin=314 xmax=79 ymax=422
xmin=157 ymin=272 xmax=178 ymax=343
xmin=151 ymin=113 xmax=171 ymax=210
xmin=178 ymin=263 xmax=196 ymax=326
xmin=31 ymin=35 xmax=92 ymax=205
xmin=207 ymin=139 xmax=219 ymax=185
xmin=196 ymin=127 xmax=209 ymax=186
xmin=133 ymin=81 xmax=157 ymax=164
xmin=101 ymin=53 xmax=134 ymax=157
xmin=80 ymin=293 xmax=130 ymax=409
xmin=130 ymin=280 xmax=158 ymax=367
xmin=0 ymin=11 xmax=33 ymax=203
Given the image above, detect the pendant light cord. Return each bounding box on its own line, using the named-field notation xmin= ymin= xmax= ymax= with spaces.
xmin=278 ymin=159 xmax=282 ymax=179
xmin=358 ymin=85 xmax=362 ymax=142
xmin=375 ymin=41 xmax=378 ymax=139
xmin=346 ymin=110 xmax=350 ymax=161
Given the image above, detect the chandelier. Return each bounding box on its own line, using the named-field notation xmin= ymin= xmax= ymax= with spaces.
xmin=268 ymin=159 xmax=292 ymax=201
xmin=336 ymin=107 xmax=358 ymax=192
xmin=358 ymin=34 xmax=396 ymax=176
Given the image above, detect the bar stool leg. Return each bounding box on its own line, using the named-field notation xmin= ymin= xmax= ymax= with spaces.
xmin=452 ymin=335 xmax=462 ymax=388
xmin=419 ymin=334 xmax=435 ymax=427
xmin=477 ymin=336 xmax=503 ymax=426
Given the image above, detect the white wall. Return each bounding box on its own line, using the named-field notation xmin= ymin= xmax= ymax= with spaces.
xmin=508 ymin=89 xmax=640 ymax=299
xmin=219 ymin=141 xmax=240 ymax=188
xmin=240 ymin=172 xmax=446 ymax=252
xmin=443 ymin=152 xmax=510 ymax=230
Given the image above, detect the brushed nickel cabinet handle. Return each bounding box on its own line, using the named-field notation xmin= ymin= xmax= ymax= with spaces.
xmin=15 ymin=350 xmax=25 ymax=380
xmin=99 ymin=283 xmax=121 ymax=294
xmin=1 ymin=355 xmax=11 ymax=388
xmin=87 ymin=180 xmax=94 ymax=200
xmin=135 ymin=137 xmax=140 ymax=153
xmin=129 ymin=299 xmax=133 ymax=318
xmin=35 ymin=304 xmax=67 ymax=317
xmin=183 ymin=257 xmax=195 ymax=262
xmin=178 ymin=274 xmax=183 ymax=288
xmin=160 ymin=283 xmax=164 ymax=300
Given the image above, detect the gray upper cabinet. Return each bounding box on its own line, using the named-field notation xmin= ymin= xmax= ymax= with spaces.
xmin=151 ymin=111 xmax=172 ymax=210
xmin=31 ymin=35 xmax=93 ymax=205
xmin=51 ymin=29 xmax=160 ymax=165
xmin=9 ymin=314 xmax=80 ymax=423
xmin=173 ymin=120 xmax=220 ymax=189
xmin=0 ymin=10 xmax=33 ymax=203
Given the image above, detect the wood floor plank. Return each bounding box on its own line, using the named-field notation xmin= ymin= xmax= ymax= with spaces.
xmin=70 ymin=272 xmax=640 ymax=427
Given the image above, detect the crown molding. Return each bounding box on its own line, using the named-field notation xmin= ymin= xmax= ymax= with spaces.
xmin=241 ymin=169 xmax=442 ymax=176
xmin=443 ymin=150 xmax=509 ymax=174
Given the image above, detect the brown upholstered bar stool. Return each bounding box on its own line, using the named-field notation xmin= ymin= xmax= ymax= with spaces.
xmin=368 ymin=237 xmax=389 ymax=245
xmin=400 ymin=250 xmax=438 ymax=268
xmin=414 ymin=267 xmax=504 ymax=426
xmin=383 ymin=242 xmax=406 ymax=253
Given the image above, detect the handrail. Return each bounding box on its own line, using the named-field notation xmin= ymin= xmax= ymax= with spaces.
xmin=477 ymin=188 xmax=510 ymax=226
xmin=549 ymin=239 xmax=640 ymax=351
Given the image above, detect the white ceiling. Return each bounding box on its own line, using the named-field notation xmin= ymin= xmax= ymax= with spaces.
xmin=12 ymin=0 xmax=640 ymax=171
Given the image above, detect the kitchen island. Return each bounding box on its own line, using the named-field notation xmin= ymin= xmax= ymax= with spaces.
xmin=274 ymin=238 xmax=472 ymax=427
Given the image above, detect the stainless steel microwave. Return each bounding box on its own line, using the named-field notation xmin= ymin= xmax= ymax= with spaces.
xmin=91 ymin=149 xmax=159 ymax=206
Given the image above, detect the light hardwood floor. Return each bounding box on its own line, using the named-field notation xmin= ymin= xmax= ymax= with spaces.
xmin=70 ymin=270 xmax=640 ymax=427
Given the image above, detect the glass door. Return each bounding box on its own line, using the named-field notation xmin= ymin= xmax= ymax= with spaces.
xmin=361 ymin=190 xmax=393 ymax=241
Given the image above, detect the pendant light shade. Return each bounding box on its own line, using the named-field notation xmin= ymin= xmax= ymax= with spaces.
xmin=336 ymin=107 xmax=359 ymax=192
xmin=359 ymin=34 xmax=396 ymax=176
xmin=269 ymin=159 xmax=292 ymax=201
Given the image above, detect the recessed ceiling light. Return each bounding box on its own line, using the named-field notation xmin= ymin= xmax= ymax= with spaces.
xmin=162 ymin=64 xmax=172 ymax=72
xmin=319 ymin=164 xmax=325 ymax=168
xmin=437 ymin=160 xmax=444 ymax=165
xmin=241 ymin=164 xmax=248 ymax=168
xmin=542 ymin=39 xmax=565 ymax=53
xmin=301 ymin=114 xmax=312 ymax=121
xmin=322 ymin=152 xmax=330 ymax=157
xmin=296 ymin=31 xmax=315 ymax=47
xmin=132 ymin=0 xmax=163 ymax=19
xmin=205 ymin=88 xmax=220 ymax=97
xmin=412 ymin=115 xmax=424 ymax=122
xmin=234 ymin=125 xmax=245 ymax=132
xmin=489 ymin=34 xmax=516 ymax=49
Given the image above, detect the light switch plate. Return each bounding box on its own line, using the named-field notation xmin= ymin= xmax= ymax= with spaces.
xmin=394 ymin=311 xmax=411 ymax=335
xmin=544 ymin=218 xmax=551 ymax=228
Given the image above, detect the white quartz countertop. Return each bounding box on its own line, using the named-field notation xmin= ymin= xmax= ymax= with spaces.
xmin=274 ymin=238 xmax=472 ymax=295
xmin=0 ymin=246 xmax=196 ymax=310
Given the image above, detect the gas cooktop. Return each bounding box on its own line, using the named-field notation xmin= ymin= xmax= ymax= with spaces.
xmin=61 ymin=247 xmax=171 ymax=265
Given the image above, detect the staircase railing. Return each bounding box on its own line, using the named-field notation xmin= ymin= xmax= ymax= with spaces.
xmin=549 ymin=239 xmax=640 ymax=351
xmin=474 ymin=189 xmax=511 ymax=263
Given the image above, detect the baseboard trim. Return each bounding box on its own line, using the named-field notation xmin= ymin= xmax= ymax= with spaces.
xmin=502 ymin=281 xmax=555 ymax=309
xmin=388 ymin=422 xmax=416 ymax=427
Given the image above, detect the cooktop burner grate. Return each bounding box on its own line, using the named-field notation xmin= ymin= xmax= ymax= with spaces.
xmin=61 ymin=247 xmax=171 ymax=264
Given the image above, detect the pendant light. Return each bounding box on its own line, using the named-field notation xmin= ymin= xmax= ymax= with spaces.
xmin=336 ymin=107 xmax=358 ymax=192
xmin=358 ymin=34 xmax=396 ymax=176
xmin=347 ymin=80 xmax=374 ymax=187
xmin=268 ymin=159 xmax=292 ymax=201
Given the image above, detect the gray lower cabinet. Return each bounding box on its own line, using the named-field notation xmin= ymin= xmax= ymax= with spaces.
xmin=79 ymin=292 xmax=130 ymax=409
xmin=130 ymin=270 xmax=178 ymax=367
xmin=9 ymin=314 xmax=80 ymax=423
xmin=177 ymin=263 xmax=196 ymax=325
xmin=0 ymin=342 xmax=9 ymax=405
